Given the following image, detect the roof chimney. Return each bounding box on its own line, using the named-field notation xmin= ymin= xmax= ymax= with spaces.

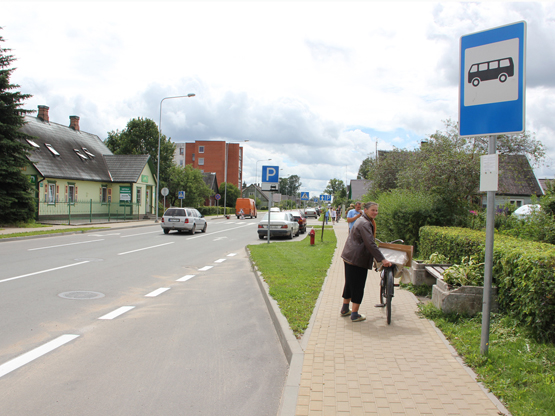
xmin=38 ymin=105 xmax=49 ymax=122
xmin=69 ymin=115 xmax=80 ymax=131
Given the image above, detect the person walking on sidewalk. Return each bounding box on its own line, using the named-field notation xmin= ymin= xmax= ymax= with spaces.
xmin=340 ymin=201 xmax=392 ymax=322
xmin=330 ymin=206 xmax=336 ymax=225
xmin=346 ymin=201 xmax=363 ymax=232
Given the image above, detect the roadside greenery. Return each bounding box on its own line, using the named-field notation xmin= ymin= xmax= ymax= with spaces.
xmin=419 ymin=303 xmax=555 ymax=416
xmin=0 ymin=226 xmax=108 ymax=239
xmin=247 ymin=229 xmax=336 ymax=337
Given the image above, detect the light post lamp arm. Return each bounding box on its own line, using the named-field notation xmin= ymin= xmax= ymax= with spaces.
xmin=155 ymin=94 xmax=195 ymax=222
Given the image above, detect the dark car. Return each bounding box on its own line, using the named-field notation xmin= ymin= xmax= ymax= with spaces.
xmin=291 ymin=211 xmax=307 ymax=234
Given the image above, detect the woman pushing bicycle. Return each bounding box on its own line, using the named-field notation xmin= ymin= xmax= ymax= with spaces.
xmin=340 ymin=201 xmax=392 ymax=322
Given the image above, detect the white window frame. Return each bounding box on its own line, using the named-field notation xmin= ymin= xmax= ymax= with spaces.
xmin=48 ymin=183 xmax=56 ymax=204
xmin=198 ymin=158 xmax=204 ymax=166
xmin=68 ymin=184 xmax=75 ymax=204
xmin=199 ymin=146 xmax=205 ymax=153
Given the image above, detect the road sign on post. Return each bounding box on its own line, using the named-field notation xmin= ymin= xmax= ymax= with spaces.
xmin=261 ymin=165 xmax=279 ymax=192
xmin=459 ymin=21 xmax=526 ymax=137
xmin=300 ymin=192 xmax=309 ymax=201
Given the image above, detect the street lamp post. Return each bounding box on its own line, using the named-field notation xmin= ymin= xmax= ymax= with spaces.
xmin=156 ymin=94 xmax=195 ymax=222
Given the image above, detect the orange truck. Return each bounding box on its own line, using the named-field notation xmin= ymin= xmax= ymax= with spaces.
xmin=235 ymin=198 xmax=257 ymax=219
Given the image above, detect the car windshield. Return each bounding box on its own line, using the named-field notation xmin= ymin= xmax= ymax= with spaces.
xmin=261 ymin=213 xmax=289 ymax=221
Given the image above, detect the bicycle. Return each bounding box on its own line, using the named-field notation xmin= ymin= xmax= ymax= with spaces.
xmin=374 ymin=239 xmax=413 ymax=325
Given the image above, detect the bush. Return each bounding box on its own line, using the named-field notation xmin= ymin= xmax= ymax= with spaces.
xmin=419 ymin=226 xmax=555 ymax=342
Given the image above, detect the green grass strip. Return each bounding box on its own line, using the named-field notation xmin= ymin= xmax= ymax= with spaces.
xmin=419 ymin=303 xmax=555 ymax=416
xmin=248 ymin=229 xmax=337 ymax=337
xmin=0 ymin=227 xmax=109 ymax=239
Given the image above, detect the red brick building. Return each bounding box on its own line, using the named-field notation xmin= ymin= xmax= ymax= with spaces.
xmin=183 ymin=141 xmax=243 ymax=191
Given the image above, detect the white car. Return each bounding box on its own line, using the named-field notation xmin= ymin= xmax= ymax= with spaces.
xmin=269 ymin=207 xmax=281 ymax=212
xmin=304 ymin=208 xmax=318 ymax=218
xmin=257 ymin=212 xmax=299 ymax=239
xmin=161 ymin=207 xmax=207 ymax=234
xmin=512 ymin=204 xmax=541 ymax=219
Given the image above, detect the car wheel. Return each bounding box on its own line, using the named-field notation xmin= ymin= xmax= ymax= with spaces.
xmin=258 ymin=234 xmax=265 ymax=239
xmin=295 ymin=229 xmax=300 ymax=237
xmin=163 ymin=229 xmax=169 ymax=234
xmin=202 ymin=223 xmax=207 ymax=233
xmin=190 ymin=224 xmax=196 ymax=235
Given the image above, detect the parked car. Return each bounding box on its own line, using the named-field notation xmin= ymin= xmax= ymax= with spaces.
xmin=236 ymin=198 xmax=257 ymax=219
xmin=304 ymin=208 xmax=318 ymax=218
xmin=291 ymin=210 xmax=307 ymax=234
xmin=257 ymin=212 xmax=299 ymax=239
xmin=512 ymin=204 xmax=541 ymax=219
xmin=161 ymin=207 xmax=207 ymax=234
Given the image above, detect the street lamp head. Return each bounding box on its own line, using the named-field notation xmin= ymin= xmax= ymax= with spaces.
xmin=187 ymin=94 xmax=196 ymax=97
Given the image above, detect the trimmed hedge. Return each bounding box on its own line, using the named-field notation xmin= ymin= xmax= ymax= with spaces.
xmin=420 ymin=226 xmax=555 ymax=342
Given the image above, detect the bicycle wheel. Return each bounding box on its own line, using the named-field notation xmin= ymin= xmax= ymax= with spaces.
xmin=385 ymin=267 xmax=394 ymax=325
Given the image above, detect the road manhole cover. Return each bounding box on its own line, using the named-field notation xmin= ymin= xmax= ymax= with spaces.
xmin=58 ymin=291 xmax=105 ymax=300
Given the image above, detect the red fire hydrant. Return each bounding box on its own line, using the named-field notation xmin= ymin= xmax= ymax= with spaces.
xmin=309 ymin=228 xmax=316 ymax=245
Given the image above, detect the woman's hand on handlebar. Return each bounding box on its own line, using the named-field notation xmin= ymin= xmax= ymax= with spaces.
xmin=382 ymin=260 xmax=392 ymax=267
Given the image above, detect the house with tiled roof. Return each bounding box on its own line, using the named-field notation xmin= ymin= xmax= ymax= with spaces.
xmin=20 ymin=106 xmax=157 ymax=222
xmin=242 ymin=184 xmax=270 ymax=209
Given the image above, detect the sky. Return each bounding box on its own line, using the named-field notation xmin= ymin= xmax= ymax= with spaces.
xmin=3 ymin=1 xmax=555 ymax=198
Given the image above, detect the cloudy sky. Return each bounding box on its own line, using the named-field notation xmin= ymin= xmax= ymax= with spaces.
xmin=3 ymin=1 xmax=555 ymax=197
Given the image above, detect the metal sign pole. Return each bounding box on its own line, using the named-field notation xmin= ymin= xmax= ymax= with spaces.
xmin=481 ymin=134 xmax=497 ymax=355
xmin=267 ymin=191 xmax=272 ymax=243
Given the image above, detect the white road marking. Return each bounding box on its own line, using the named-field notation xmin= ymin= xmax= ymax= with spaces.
xmin=118 ymin=242 xmax=174 ymax=255
xmin=98 ymin=306 xmax=135 ymax=320
xmin=213 ymin=237 xmax=228 ymax=241
xmin=198 ymin=266 xmax=213 ymax=271
xmin=187 ymin=223 xmax=252 ymax=239
xmin=227 ymin=253 xmax=237 ymax=257
xmin=28 ymin=239 xmax=104 ymax=251
xmin=145 ymin=287 xmax=170 ymax=297
xmin=214 ymin=259 xmax=226 ymax=263
xmin=0 ymin=334 xmax=80 ymax=379
xmin=121 ymin=230 xmax=162 ymax=238
xmin=177 ymin=275 xmax=195 ymax=282
xmin=0 ymin=261 xmax=90 ymax=284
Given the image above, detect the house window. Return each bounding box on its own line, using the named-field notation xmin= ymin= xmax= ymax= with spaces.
xmin=82 ymin=147 xmax=95 ymax=158
xmin=199 ymin=146 xmax=204 ymax=153
xmin=26 ymin=139 xmax=40 ymax=148
xmin=47 ymin=183 xmax=56 ymax=204
xmin=45 ymin=143 xmax=60 ymax=156
xmin=67 ymin=184 xmax=75 ymax=204
xmin=179 ymin=160 xmax=183 ymax=166
xmin=179 ymin=147 xmax=184 ymax=155
xmin=101 ymin=186 xmax=108 ymax=204
xmin=510 ymin=199 xmax=524 ymax=208
xmin=199 ymin=158 xmax=204 ymax=166
xmin=137 ymin=187 xmax=142 ymax=204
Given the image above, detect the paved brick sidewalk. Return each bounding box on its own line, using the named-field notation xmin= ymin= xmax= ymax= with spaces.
xmin=294 ymin=222 xmax=507 ymax=416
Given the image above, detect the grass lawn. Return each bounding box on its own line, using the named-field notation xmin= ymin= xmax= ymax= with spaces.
xmin=248 ymin=229 xmax=337 ymax=337
xmin=0 ymin=227 xmax=108 ymax=239
xmin=419 ymin=303 xmax=555 ymax=416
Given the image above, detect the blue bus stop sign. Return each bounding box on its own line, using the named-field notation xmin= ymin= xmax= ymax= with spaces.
xmin=459 ymin=21 xmax=526 ymax=137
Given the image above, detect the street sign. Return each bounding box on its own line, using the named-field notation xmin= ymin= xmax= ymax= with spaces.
xmin=178 ymin=191 xmax=185 ymax=199
xmin=215 ymin=194 xmax=221 ymax=200
xmin=161 ymin=187 xmax=169 ymax=196
xmin=261 ymin=165 xmax=279 ymax=191
xmin=300 ymin=192 xmax=309 ymax=201
xmin=319 ymin=194 xmax=332 ymax=202
xmin=459 ymin=21 xmax=526 ymax=137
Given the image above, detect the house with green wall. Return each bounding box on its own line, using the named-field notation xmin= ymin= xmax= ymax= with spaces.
xmin=20 ymin=105 xmax=157 ymax=223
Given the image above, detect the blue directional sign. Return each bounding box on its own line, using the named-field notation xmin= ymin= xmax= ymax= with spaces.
xmin=300 ymin=192 xmax=309 ymax=201
xmin=319 ymin=194 xmax=332 ymax=202
xmin=178 ymin=191 xmax=185 ymax=199
xmin=459 ymin=21 xmax=526 ymax=137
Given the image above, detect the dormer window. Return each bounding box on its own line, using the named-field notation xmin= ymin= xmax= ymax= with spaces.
xmin=45 ymin=143 xmax=60 ymax=156
xmin=74 ymin=149 xmax=88 ymax=160
xmin=82 ymin=147 xmax=95 ymax=158
xmin=26 ymin=139 xmax=40 ymax=148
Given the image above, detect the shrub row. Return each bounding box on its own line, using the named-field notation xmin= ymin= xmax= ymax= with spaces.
xmin=419 ymin=226 xmax=555 ymax=342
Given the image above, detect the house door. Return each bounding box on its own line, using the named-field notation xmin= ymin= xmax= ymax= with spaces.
xmin=146 ymin=188 xmax=151 ymax=214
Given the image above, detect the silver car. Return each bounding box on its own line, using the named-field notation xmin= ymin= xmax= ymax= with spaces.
xmin=161 ymin=207 xmax=207 ymax=234
xmin=257 ymin=212 xmax=299 ymax=239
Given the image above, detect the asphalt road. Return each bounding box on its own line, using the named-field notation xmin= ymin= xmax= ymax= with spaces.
xmin=0 ymin=218 xmax=290 ymax=416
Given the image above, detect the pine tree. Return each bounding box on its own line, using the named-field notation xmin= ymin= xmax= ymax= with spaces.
xmin=0 ymin=28 xmax=36 ymax=223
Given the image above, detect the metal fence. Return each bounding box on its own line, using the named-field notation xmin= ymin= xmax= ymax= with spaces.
xmin=37 ymin=199 xmax=144 ymax=225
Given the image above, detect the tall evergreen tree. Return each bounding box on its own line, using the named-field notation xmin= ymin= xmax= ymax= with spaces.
xmin=0 ymin=29 xmax=35 ymax=223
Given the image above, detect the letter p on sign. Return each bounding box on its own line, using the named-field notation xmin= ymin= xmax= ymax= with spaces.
xmin=262 ymin=165 xmax=279 ymax=183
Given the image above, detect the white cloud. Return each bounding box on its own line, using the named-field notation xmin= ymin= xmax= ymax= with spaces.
xmin=4 ymin=1 xmax=555 ymax=195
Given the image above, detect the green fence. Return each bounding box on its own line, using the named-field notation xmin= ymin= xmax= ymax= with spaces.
xmin=37 ymin=199 xmax=143 ymax=225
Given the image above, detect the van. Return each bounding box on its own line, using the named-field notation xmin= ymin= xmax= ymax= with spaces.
xmin=235 ymin=198 xmax=257 ymax=219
